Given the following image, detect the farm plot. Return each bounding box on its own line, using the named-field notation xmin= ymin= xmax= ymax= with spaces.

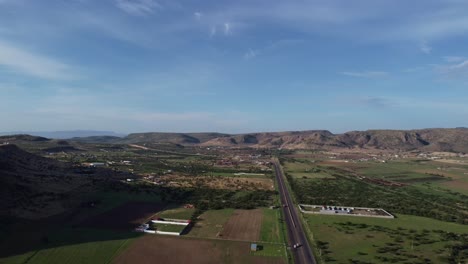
xmin=112 ymin=235 xmax=285 ymax=264
xmin=283 ymin=161 xmax=334 ymax=179
xmin=188 ymin=209 xmax=234 ymax=238
xmin=259 ymin=208 xmax=282 ymax=243
xmin=79 ymin=201 xmax=166 ymax=230
xmin=219 ymin=209 xmax=263 ymax=241
xmin=156 ymin=206 xmax=195 ymax=220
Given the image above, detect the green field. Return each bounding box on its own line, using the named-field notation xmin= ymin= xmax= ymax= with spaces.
xmin=259 ymin=208 xmax=282 ymax=243
xmin=283 ymin=161 xmax=334 ymax=179
xmin=157 ymin=207 xmax=195 ymax=220
xmin=187 ymin=209 xmax=234 ymax=238
xmin=152 ymin=223 xmax=187 ymax=233
xmin=305 ymin=213 xmax=468 ymax=263
xmin=0 ymin=228 xmax=140 ymax=264
xmin=252 ymin=243 xmax=285 ymax=258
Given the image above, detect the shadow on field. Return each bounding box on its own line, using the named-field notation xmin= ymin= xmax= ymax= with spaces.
xmin=0 ymin=200 xmax=166 ymax=260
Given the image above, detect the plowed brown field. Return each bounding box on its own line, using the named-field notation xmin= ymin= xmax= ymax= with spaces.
xmin=219 ymin=209 xmax=263 ymax=241
xmin=113 ymin=235 xmax=284 ymax=264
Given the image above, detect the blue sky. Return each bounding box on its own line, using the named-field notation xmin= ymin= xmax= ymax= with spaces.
xmin=1 ymin=0 xmax=467 ymax=133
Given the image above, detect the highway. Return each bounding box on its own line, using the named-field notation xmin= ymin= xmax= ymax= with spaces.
xmin=273 ymin=161 xmax=316 ymax=264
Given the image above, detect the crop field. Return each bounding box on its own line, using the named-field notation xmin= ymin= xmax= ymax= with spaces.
xmin=319 ymin=158 xmax=468 ymax=193
xmin=187 ymin=209 xmax=234 ymax=238
xmin=151 ymin=223 xmax=186 ymax=233
xmin=219 ymin=209 xmax=264 ymax=241
xmin=78 ymin=201 xmax=166 ymax=230
xmin=305 ymin=213 xmax=468 ymax=263
xmin=112 ymin=235 xmax=285 ymax=264
xmin=259 ymin=208 xmax=282 ymax=243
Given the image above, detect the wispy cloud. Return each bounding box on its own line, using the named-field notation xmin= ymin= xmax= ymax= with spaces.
xmin=341 ymin=71 xmax=388 ymax=78
xmin=0 ymin=40 xmax=74 ymax=80
xmin=443 ymin=56 xmax=465 ymax=62
xmin=224 ymin=22 xmax=231 ymax=35
xmin=360 ymin=97 xmax=395 ymax=108
xmin=32 ymin=94 xmax=250 ymax=132
xmin=209 ymin=26 xmax=217 ymax=37
xmin=243 ymin=49 xmax=257 ymax=60
xmin=420 ymin=41 xmax=432 ymax=54
xmin=338 ymin=96 xmax=397 ymax=109
xmin=403 ymin=66 xmax=425 ymax=73
xmin=194 ymin=12 xmax=202 ymax=20
xmin=434 ymin=60 xmax=468 ymax=78
xmin=115 ymin=0 xmax=161 ymax=16
xmin=242 ymin=39 xmax=302 ymax=60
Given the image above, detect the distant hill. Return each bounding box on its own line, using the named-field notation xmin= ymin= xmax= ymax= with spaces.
xmin=0 ymin=144 xmax=128 ymax=219
xmin=122 ymin=132 xmax=229 ymax=145
xmin=0 ymin=130 xmax=125 ymax=139
xmin=68 ymin=136 xmax=123 ymax=144
xmin=10 ymin=128 xmax=468 ymax=152
xmin=0 ymin=134 xmax=51 ymax=143
xmin=91 ymin=128 xmax=468 ymax=152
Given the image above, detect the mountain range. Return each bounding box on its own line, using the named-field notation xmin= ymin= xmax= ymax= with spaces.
xmin=0 ymin=130 xmax=125 ymax=139
xmin=62 ymin=128 xmax=468 ymax=153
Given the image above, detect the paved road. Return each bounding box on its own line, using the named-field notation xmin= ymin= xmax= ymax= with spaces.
xmin=274 ymin=161 xmax=316 ymax=264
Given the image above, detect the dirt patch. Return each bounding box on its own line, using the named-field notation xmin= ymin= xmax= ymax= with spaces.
xmin=79 ymin=201 xmax=165 ymax=230
xmin=113 ymin=235 xmax=284 ymax=264
xmin=441 ymin=180 xmax=468 ymax=192
xmin=219 ymin=209 xmax=263 ymax=241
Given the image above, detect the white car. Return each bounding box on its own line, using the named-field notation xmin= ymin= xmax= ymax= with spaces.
xmin=293 ymin=243 xmax=302 ymax=249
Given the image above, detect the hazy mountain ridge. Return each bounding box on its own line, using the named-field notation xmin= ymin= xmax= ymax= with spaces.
xmin=0 ymin=130 xmax=125 ymax=139
xmin=114 ymin=128 xmax=468 ymax=152
xmin=5 ymin=128 xmax=468 ymax=152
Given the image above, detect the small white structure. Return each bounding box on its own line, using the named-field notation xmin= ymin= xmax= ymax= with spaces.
xmin=299 ymin=204 xmax=394 ymax=219
xmin=135 ymin=218 xmax=191 ymax=236
xmin=89 ymin=162 xmax=105 ymax=167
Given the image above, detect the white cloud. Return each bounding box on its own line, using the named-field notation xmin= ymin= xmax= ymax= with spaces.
xmin=115 ymin=0 xmax=161 ymax=16
xmin=224 ymin=22 xmax=231 ymax=35
xmin=243 ymin=49 xmax=257 ymax=60
xmin=420 ymin=41 xmax=432 ymax=54
xmin=209 ymin=26 xmax=217 ymax=37
xmin=194 ymin=12 xmax=202 ymax=20
xmin=434 ymin=60 xmax=468 ymax=77
xmin=0 ymin=41 xmax=74 ymax=80
xmin=341 ymin=71 xmax=388 ymax=78
xmin=443 ymin=56 xmax=465 ymax=62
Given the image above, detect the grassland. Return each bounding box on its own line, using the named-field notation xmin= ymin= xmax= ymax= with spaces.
xmin=283 ymin=161 xmax=334 ymax=179
xmin=259 ymin=208 xmax=282 ymax=243
xmin=281 ymin=155 xmax=468 ymax=263
xmin=156 ymin=207 xmax=195 ymax=220
xmin=187 ymin=209 xmax=234 ymax=238
xmin=305 ymin=213 xmax=468 ymax=263
xmin=252 ymin=243 xmax=286 ymax=258
xmin=152 ymin=223 xmax=187 ymax=233
xmin=0 ymin=228 xmax=140 ymax=264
